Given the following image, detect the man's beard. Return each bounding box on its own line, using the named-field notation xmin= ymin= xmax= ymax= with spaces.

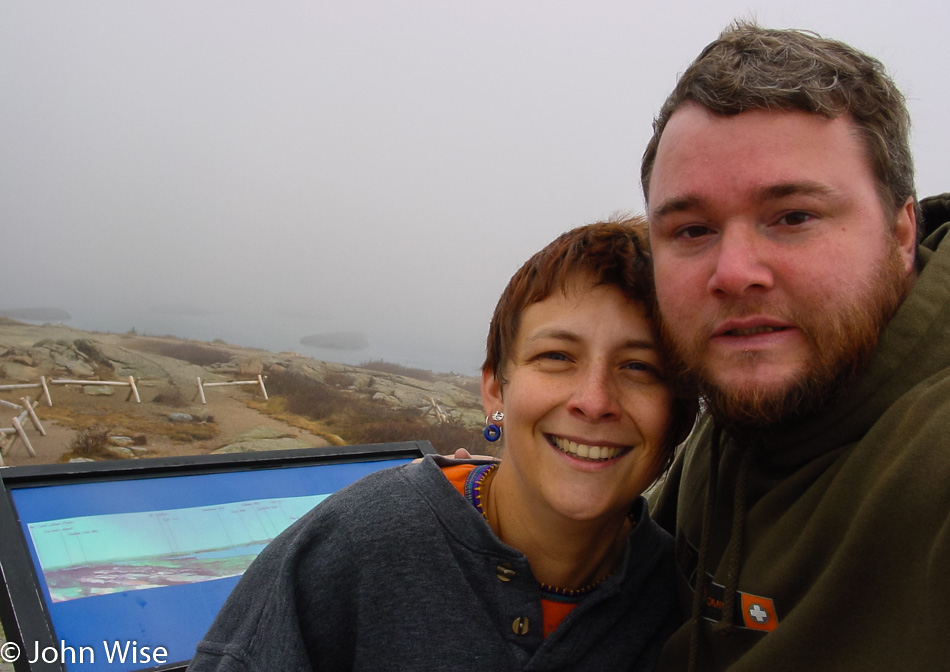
xmin=659 ymin=241 xmax=911 ymax=428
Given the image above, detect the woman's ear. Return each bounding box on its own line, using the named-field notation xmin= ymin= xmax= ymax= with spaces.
xmin=481 ymin=368 xmax=503 ymax=415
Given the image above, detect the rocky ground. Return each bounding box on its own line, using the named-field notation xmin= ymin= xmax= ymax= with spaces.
xmin=0 ymin=318 xmax=483 ymax=467
xmin=0 ymin=319 xmax=485 ymax=668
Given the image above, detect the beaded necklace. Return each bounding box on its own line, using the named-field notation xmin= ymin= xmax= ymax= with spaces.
xmin=463 ymin=463 xmax=616 ymax=598
xmin=464 ymin=463 xmax=497 ymax=522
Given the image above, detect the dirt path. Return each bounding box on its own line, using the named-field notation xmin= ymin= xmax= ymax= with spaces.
xmin=1 ymin=385 xmax=330 ymax=467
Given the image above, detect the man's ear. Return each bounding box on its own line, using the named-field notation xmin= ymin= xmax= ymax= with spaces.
xmin=895 ymin=196 xmax=918 ymax=276
xmin=481 ymin=368 xmax=503 ymax=415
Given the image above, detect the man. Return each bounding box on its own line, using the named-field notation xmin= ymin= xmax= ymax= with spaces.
xmin=644 ymin=22 xmax=950 ymax=671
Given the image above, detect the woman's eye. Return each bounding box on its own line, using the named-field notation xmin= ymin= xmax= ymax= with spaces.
xmin=623 ymin=361 xmax=662 ymax=379
xmin=530 ymin=351 xmax=573 ymax=369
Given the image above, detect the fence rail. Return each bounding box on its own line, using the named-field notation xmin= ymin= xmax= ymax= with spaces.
xmin=194 ymin=375 xmax=268 ymax=404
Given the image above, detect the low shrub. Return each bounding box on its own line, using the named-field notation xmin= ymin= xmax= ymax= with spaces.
xmin=129 ymin=340 xmax=233 ymax=366
xmin=265 ymin=368 xmax=344 ymax=420
xmin=164 ymin=422 xmax=219 ymax=443
xmin=349 ymin=416 xmax=486 ymax=456
xmin=152 ymin=385 xmax=187 ymax=407
xmin=325 ymin=371 xmax=354 ymax=388
xmin=67 ymin=426 xmax=115 ymax=460
xmin=358 ymin=359 xmax=436 ymax=382
xmin=72 ymin=339 xmax=116 ymax=377
xmin=264 ymin=368 xmax=485 ymax=455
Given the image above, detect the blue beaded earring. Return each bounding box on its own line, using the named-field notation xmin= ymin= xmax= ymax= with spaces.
xmin=483 ymin=411 xmax=504 ymax=442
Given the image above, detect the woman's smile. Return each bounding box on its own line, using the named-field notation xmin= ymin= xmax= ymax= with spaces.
xmin=545 ymin=434 xmax=633 ymax=462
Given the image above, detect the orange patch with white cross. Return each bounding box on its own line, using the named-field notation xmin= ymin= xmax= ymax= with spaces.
xmin=740 ymin=593 xmax=778 ymax=632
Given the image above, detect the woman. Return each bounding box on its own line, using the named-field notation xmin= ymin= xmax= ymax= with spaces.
xmin=188 ymin=217 xmax=696 ymax=671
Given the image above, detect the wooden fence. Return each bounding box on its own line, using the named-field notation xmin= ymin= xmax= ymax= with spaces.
xmin=194 ymin=374 xmax=268 ymax=405
xmin=0 ymin=397 xmax=46 ymax=465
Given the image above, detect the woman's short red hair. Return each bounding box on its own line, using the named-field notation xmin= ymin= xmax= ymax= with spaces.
xmin=483 ymin=216 xmax=653 ymax=382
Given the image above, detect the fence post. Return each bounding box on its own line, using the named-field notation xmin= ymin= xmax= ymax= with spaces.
xmin=196 ymin=377 xmax=208 ymax=405
xmin=258 ymin=374 xmax=268 ymax=400
xmin=40 ymin=375 xmax=53 ymax=406
xmin=126 ymin=375 xmax=141 ymax=403
xmin=10 ymin=416 xmax=36 ymax=458
xmin=20 ymin=397 xmax=46 ymax=436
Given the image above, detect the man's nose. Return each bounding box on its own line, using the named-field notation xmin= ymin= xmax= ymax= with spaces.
xmin=707 ymin=226 xmax=774 ymax=296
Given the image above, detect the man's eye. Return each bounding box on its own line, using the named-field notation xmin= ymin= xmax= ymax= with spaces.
xmin=677 ymin=225 xmax=712 ymax=239
xmin=541 ymin=352 xmax=569 ymax=362
xmin=777 ymin=211 xmax=813 ymax=227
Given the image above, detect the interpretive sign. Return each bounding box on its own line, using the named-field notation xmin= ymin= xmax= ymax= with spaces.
xmin=0 ymin=441 xmax=434 ymax=671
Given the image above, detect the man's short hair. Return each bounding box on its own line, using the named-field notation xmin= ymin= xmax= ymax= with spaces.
xmin=640 ymin=21 xmax=916 ymax=222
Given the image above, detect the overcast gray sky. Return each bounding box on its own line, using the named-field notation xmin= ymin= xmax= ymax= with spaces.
xmin=2 ymin=1 xmax=947 ymax=374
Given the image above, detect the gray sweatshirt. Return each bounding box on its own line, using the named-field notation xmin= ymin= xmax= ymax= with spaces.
xmin=188 ymin=455 xmax=679 ymax=672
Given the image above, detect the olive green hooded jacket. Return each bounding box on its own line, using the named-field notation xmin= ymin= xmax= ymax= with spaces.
xmin=650 ymin=193 xmax=950 ymax=671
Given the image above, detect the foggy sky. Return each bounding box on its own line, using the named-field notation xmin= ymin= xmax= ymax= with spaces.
xmin=2 ymin=1 xmax=948 ymax=374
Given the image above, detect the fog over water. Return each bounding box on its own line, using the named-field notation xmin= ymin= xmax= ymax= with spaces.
xmin=2 ymin=1 xmax=947 ymax=375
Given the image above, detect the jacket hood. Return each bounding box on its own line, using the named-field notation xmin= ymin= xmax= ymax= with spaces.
xmin=920 ymin=192 xmax=950 ymax=240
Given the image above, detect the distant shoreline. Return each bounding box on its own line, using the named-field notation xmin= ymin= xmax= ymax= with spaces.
xmin=0 ymin=313 xmax=482 ymax=379
xmin=1 ymin=304 xmax=483 ymax=376
xmin=0 ymin=308 xmax=72 ymax=321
